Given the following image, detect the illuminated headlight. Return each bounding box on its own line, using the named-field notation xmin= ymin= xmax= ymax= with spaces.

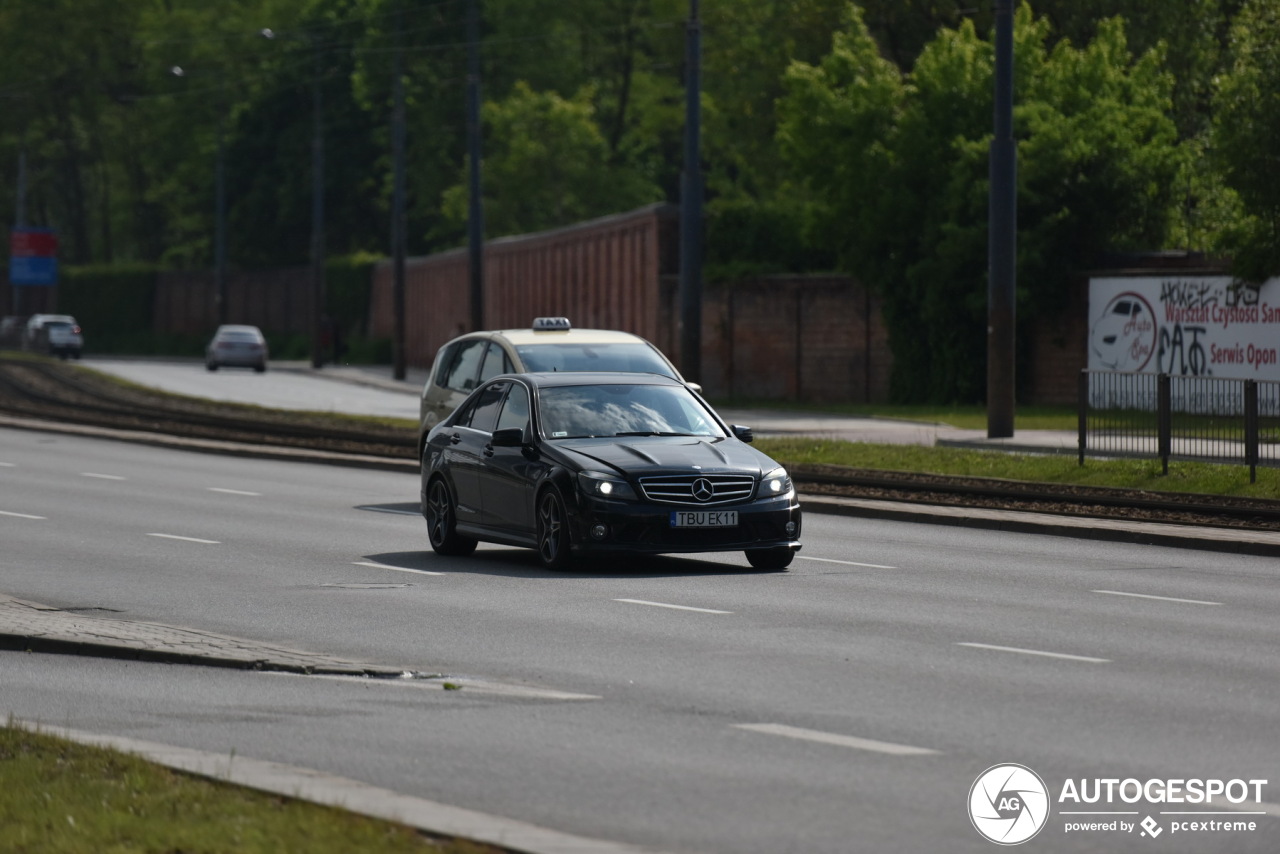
xmin=760 ymin=468 xmax=793 ymax=498
xmin=578 ymin=472 xmax=638 ymax=501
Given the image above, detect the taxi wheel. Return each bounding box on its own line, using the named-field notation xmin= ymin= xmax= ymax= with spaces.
xmin=536 ymin=488 xmax=572 ymax=570
xmin=426 ymin=478 xmax=476 ymax=556
xmin=746 ymin=547 xmax=794 ymax=570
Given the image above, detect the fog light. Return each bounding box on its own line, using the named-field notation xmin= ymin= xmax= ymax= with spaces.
xmin=591 ymin=524 xmax=609 ymax=540
xmin=785 ymin=521 xmax=797 ymax=536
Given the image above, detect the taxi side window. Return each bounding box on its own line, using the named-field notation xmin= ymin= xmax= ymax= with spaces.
xmin=441 ymin=340 xmax=487 ymax=391
xmin=478 ymin=342 xmax=513 ymax=383
xmin=495 ymin=383 xmax=530 ymax=433
xmin=463 ymin=382 xmax=507 ymax=433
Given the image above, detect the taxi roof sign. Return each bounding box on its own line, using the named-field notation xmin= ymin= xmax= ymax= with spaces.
xmin=532 ymin=317 xmax=572 ymax=331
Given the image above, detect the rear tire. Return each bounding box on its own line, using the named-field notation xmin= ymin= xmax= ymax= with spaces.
xmin=746 ymin=547 xmax=794 ymax=570
xmin=425 ymin=477 xmax=476 ymax=556
xmin=207 ymin=362 xmax=218 ymax=371
xmin=536 ymin=488 xmax=572 ymax=570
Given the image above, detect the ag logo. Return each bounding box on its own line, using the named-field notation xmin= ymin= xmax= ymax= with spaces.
xmin=969 ymin=764 xmax=1050 ymax=845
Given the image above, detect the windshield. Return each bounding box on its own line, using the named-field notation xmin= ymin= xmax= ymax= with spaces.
xmin=539 ymin=383 xmax=725 ymax=439
xmin=515 ymin=342 xmax=677 ymax=378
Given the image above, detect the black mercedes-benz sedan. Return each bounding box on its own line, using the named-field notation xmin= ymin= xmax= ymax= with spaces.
xmin=419 ymin=372 xmax=802 ymax=570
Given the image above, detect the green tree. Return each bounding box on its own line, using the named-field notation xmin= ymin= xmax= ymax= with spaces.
xmin=1212 ymin=0 xmax=1280 ymax=279
xmin=439 ymin=81 xmax=662 ymax=238
xmin=779 ymin=4 xmax=1181 ymax=403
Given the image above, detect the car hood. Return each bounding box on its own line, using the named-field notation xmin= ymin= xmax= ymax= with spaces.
xmin=554 ymin=436 xmax=776 ymax=477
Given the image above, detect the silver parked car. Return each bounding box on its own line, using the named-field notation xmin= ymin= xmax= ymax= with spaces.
xmin=206 ymin=324 xmax=268 ymax=372
xmin=24 ymin=314 xmax=83 ymax=359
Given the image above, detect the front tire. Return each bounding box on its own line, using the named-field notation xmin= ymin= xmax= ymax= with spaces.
xmin=746 ymin=547 xmax=794 ymax=570
xmin=425 ymin=477 xmax=477 ymax=556
xmin=536 ymin=488 xmax=572 ymax=570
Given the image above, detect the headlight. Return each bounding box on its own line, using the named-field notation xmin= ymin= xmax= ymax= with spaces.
xmin=578 ymin=471 xmax=639 ymax=501
xmin=760 ymin=467 xmax=793 ymax=499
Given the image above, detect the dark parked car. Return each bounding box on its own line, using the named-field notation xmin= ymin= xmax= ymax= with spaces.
xmin=206 ymin=324 xmax=268 ymax=372
xmin=420 ymin=372 xmax=801 ymax=570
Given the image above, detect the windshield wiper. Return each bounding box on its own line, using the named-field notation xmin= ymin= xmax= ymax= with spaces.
xmin=614 ymin=431 xmax=699 ymax=437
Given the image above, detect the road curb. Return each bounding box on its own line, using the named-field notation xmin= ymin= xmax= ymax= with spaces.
xmin=799 ymin=494 xmax=1280 ymax=558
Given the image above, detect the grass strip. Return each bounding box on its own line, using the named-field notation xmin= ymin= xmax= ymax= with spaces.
xmin=0 ymin=724 xmax=501 ymax=854
xmin=754 ymin=437 xmax=1280 ymax=500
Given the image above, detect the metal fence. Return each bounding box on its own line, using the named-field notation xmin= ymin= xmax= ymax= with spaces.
xmin=1078 ymin=370 xmax=1280 ymax=481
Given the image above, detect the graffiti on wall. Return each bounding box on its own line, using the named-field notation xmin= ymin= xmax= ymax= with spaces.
xmin=1089 ymin=276 xmax=1280 ymax=379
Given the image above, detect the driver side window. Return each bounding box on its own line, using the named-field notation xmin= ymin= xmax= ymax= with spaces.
xmin=496 ymin=383 xmax=530 ymax=433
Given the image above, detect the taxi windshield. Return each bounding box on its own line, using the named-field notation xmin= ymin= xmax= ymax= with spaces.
xmin=515 ymin=342 xmax=676 ymax=378
xmin=539 ymin=383 xmax=725 ymax=439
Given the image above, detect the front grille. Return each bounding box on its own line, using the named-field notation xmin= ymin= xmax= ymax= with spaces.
xmin=638 ymin=474 xmax=755 ymax=506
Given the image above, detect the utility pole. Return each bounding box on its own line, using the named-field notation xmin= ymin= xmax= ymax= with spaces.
xmin=13 ymin=149 xmax=26 ymax=315
xmin=310 ymin=38 xmax=327 ymax=368
xmin=214 ymin=86 xmax=228 ymax=326
xmin=678 ymin=0 xmax=703 ymax=383
xmin=391 ymin=2 xmax=408 ymax=380
xmin=466 ymin=0 xmax=484 ymax=332
xmin=987 ymin=0 xmax=1017 ymax=438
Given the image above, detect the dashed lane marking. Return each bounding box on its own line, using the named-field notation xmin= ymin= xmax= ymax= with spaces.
xmin=1093 ymin=589 xmax=1221 ymax=606
xmin=956 ymin=642 xmax=1110 ymax=663
xmin=734 ymin=723 xmax=940 ymax=756
xmin=798 ymin=555 xmax=896 ymax=569
xmin=146 ymin=533 xmax=221 ymax=545
xmin=614 ymin=598 xmax=732 ymax=614
xmin=0 ymin=510 xmax=45 ymax=520
xmin=81 ymin=472 xmax=127 ymax=480
xmin=209 ymin=487 xmax=261 ymax=496
xmin=354 ymin=561 xmax=445 ymax=577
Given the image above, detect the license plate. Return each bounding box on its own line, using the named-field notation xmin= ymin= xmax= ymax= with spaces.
xmin=670 ymin=510 xmax=738 ymax=528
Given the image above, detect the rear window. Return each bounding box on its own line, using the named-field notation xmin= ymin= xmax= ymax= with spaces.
xmin=515 ymin=342 xmax=676 ymax=378
xmin=220 ymin=331 xmax=261 ymax=342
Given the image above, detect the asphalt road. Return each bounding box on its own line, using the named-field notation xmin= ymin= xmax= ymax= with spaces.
xmin=2 ymin=424 xmax=1277 ymax=853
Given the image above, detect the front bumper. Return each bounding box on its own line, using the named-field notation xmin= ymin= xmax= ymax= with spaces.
xmin=567 ymin=491 xmax=802 ymax=556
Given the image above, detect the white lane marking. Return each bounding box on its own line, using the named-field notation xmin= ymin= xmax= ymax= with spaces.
xmin=147 ymin=533 xmax=221 ymax=545
xmin=956 ymin=642 xmax=1110 ymax=663
xmin=614 ymin=598 xmax=732 ymax=614
xmin=735 ymin=723 xmax=940 ymax=756
xmin=1093 ymin=589 xmax=1221 ymax=606
xmin=81 ymin=472 xmax=127 ymax=481
xmin=0 ymin=510 xmax=46 ymax=520
xmin=0 ymin=461 xmax=16 ymax=467
xmin=356 ymin=504 xmax=420 ymax=516
xmin=1221 ymin=799 xmax=1279 ymax=815
xmin=354 ymin=561 xmax=444 ymax=577
xmin=208 ymin=487 xmax=261 ymax=496
xmin=286 ymin=672 xmax=601 ymax=701
xmin=799 ymin=556 xmax=896 ymax=569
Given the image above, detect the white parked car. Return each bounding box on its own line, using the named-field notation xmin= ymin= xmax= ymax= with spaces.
xmin=25 ymin=314 xmax=83 ymax=359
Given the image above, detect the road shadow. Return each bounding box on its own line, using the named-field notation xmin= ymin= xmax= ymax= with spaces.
xmin=362 ymin=549 xmax=784 ymax=579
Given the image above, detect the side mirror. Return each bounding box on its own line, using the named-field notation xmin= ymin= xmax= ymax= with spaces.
xmin=732 ymin=424 xmax=754 ymax=444
xmin=489 ymin=427 xmax=526 ymax=447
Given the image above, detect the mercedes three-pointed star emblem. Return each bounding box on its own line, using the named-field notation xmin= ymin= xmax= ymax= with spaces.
xmin=692 ymin=478 xmax=714 ymax=502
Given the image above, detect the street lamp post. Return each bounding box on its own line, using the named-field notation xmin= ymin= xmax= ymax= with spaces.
xmin=263 ymin=28 xmax=326 ymax=368
xmin=171 ymin=66 xmax=228 ymax=326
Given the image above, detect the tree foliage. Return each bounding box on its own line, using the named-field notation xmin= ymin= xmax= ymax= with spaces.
xmin=779 ymin=5 xmax=1181 ymax=402
xmin=0 ymin=0 xmax=1274 ymax=402
xmin=1212 ymin=0 xmax=1280 ymax=280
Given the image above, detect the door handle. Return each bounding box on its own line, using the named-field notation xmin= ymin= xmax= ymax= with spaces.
xmin=449 ymin=433 xmax=462 ymax=444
